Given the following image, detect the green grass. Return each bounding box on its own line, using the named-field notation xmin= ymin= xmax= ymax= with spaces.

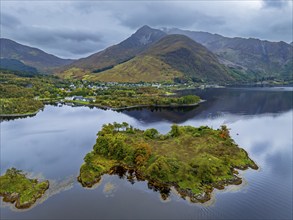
xmin=0 ymin=168 xmax=49 ymax=209
xmin=59 ymin=67 xmax=91 ymax=80
xmin=79 ymin=123 xmax=258 ymax=202
xmin=88 ymin=56 xmax=183 ymax=82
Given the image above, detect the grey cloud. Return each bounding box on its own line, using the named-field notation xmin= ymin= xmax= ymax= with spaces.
xmin=53 ymin=30 xmax=103 ymax=43
xmin=71 ymin=1 xmax=225 ymax=30
xmin=4 ymin=25 xmax=105 ymax=58
xmin=262 ymin=0 xmax=288 ymax=8
xmin=270 ymin=21 xmax=293 ymax=37
xmin=245 ymin=19 xmax=292 ymax=43
xmin=1 ymin=1 xmax=292 ymax=58
xmin=70 ymin=1 xmax=99 ymax=14
xmin=45 ymin=40 xmax=104 ymax=58
xmin=114 ymin=2 xmax=225 ymax=30
xmin=1 ymin=13 xmax=21 ymax=28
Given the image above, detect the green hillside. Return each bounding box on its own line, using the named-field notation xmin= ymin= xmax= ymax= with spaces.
xmin=87 ymin=56 xmax=182 ymax=82
xmin=58 ymin=26 xmax=292 ymax=83
xmin=91 ymin=35 xmax=234 ymax=83
xmin=61 ymin=25 xmax=166 ymax=74
xmin=0 ymin=58 xmax=38 ymax=74
xmin=167 ymin=28 xmax=293 ymax=80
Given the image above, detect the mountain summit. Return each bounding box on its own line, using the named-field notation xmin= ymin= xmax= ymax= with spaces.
xmin=89 ymin=34 xmax=234 ymax=82
xmin=62 ymin=25 xmax=166 ymax=73
xmin=121 ymin=25 xmax=167 ymax=47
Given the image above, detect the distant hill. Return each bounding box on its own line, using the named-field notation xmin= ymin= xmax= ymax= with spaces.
xmin=0 ymin=58 xmax=38 ymax=74
xmin=61 ymin=25 xmax=166 ymax=77
xmin=166 ymin=28 xmax=293 ymax=80
xmin=89 ymin=35 xmax=234 ymax=83
xmin=0 ymin=38 xmax=74 ymax=73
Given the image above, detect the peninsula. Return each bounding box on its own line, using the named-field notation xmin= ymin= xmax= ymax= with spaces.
xmin=72 ymin=86 xmax=201 ymax=110
xmin=78 ymin=123 xmax=258 ymax=202
xmin=0 ymin=168 xmax=49 ymax=209
xmin=1 ymin=70 xmax=201 ymax=116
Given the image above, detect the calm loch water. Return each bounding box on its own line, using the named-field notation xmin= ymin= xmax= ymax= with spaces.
xmin=1 ymin=87 xmax=292 ymax=219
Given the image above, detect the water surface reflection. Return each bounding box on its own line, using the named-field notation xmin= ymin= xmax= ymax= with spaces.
xmin=1 ymin=87 xmax=292 ymax=219
xmin=124 ymin=87 xmax=292 ymax=123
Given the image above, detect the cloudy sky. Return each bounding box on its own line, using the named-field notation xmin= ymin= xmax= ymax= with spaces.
xmin=1 ymin=0 xmax=292 ymax=59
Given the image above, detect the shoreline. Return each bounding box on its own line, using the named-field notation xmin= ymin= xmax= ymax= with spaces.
xmin=77 ymin=123 xmax=259 ymax=204
xmin=0 ymin=100 xmax=204 ymax=119
xmin=0 ymin=110 xmax=40 ymax=118
xmin=65 ymin=99 xmax=205 ymax=111
xmin=78 ymin=163 xmax=257 ymax=204
xmin=0 ymin=181 xmax=49 ymax=209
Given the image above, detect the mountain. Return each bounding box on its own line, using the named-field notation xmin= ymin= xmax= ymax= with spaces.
xmin=59 ymin=25 xmax=292 ymax=83
xmin=165 ymin=28 xmax=293 ymax=80
xmin=89 ymin=35 xmax=234 ymax=83
xmin=61 ymin=25 xmax=166 ymax=77
xmin=0 ymin=58 xmax=38 ymax=74
xmin=0 ymin=38 xmax=74 ymax=73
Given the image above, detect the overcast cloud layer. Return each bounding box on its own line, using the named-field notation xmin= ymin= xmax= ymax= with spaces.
xmin=1 ymin=1 xmax=292 ymax=59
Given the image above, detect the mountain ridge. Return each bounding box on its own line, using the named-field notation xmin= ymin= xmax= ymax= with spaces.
xmin=2 ymin=25 xmax=292 ymax=82
xmin=61 ymin=25 xmax=166 ymax=73
xmin=88 ymin=34 xmax=235 ymax=83
xmin=166 ymin=28 xmax=293 ymax=79
xmin=0 ymin=38 xmax=74 ymax=73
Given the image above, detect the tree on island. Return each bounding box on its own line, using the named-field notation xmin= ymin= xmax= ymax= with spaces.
xmin=170 ymin=124 xmax=181 ymax=137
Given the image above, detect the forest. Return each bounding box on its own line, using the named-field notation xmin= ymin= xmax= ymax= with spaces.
xmin=0 ymin=70 xmax=67 ymax=115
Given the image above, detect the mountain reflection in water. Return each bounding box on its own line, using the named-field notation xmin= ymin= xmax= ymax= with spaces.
xmin=122 ymin=87 xmax=293 ymax=123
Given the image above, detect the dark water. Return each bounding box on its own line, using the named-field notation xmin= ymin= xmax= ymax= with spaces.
xmin=1 ymin=87 xmax=292 ymax=219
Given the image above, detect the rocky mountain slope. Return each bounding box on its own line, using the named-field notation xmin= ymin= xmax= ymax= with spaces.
xmin=61 ymin=25 xmax=166 ymax=77
xmin=3 ymin=25 xmax=291 ymax=83
xmin=166 ymin=28 xmax=293 ymax=80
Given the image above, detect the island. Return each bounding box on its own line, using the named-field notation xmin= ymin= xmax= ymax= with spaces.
xmin=78 ymin=123 xmax=258 ymax=203
xmin=0 ymin=168 xmax=49 ymax=209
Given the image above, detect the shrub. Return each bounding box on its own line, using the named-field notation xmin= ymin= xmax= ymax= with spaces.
xmin=144 ymin=128 xmax=159 ymax=139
